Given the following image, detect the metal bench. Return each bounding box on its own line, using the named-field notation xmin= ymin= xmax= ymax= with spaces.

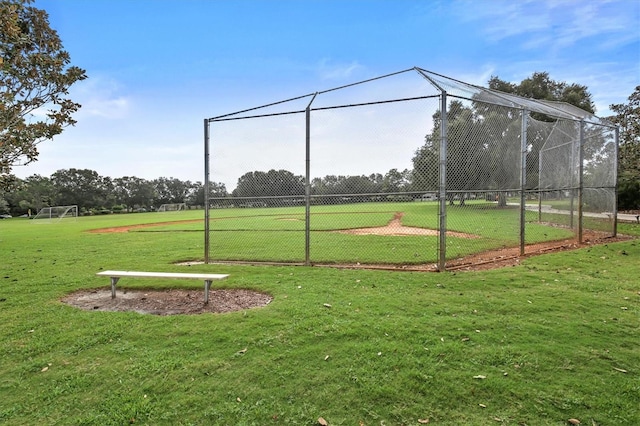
xmin=96 ymin=270 xmax=229 ymax=304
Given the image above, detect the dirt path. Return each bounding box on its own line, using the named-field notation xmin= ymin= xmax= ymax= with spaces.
xmin=87 ymin=219 xmax=202 ymax=233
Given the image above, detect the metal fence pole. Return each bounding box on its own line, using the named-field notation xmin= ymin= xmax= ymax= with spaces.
xmin=578 ymin=120 xmax=584 ymax=243
xmin=438 ymin=91 xmax=448 ymax=271
xmin=519 ymin=110 xmax=528 ymax=256
xmin=304 ymin=93 xmax=317 ymax=266
xmin=204 ymin=118 xmax=210 ymax=264
xmin=613 ymin=126 xmax=619 ymax=237
xmin=569 ymin=130 xmax=576 ymax=230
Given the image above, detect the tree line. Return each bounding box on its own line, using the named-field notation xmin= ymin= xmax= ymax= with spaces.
xmin=0 ymin=169 xmax=228 ymax=216
xmin=0 ymin=168 xmax=417 ymax=216
xmin=232 ymin=169 xmax=412 ymax=199
xmin=608 ymin=86 xmax=640 ymax=211
xmin=410 ymin=74 xmax=639 ymax=210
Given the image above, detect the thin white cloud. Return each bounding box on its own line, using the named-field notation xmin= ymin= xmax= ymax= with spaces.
xmin=316 ymin=59 xmax=364 ymax=81
xmin=568 ymin=66 xmax=638 ymax=117
xmin=73 ymin=76 xmax=131 ymax=119
xmin=452 ymin=0 xmax=638 ymax=52
xmin=553 ymin=2 xmax=635 ymax=49
xmin=453 ymin=0 xmax=548 ymax=41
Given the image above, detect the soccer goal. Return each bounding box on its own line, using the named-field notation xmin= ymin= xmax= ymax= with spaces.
xmin=157 ymin=203 xmax=186 ymax=212
xmin=32 ymin=205 xmax=78 ymax=222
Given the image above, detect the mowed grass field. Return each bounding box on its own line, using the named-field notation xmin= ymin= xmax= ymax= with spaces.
xmin=0 ymin=206 xmax=638 ymax=425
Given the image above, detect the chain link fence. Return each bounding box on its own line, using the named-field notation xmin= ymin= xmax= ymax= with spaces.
xmin=204 ymin=68 xmax=618 ymax=270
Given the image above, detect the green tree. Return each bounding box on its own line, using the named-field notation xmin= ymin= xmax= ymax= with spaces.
xmin=152 ymin=177 xmax=193 ymax=207
xmin=4 ymin=173 xmax=54 ymax=215
xmin=411 ymin=134 xmax=439 ymax=192
xmin=233 ymin=169 xmax=304 ymax=198
xmin=489 ymin=72 xmax=597 ymax=198
xmin=51 ymin=168 xmax=111 ymax=212
xmin=113 ymin=176 xmax=156 ymax=211
xmin=311 ymin=175 xmax=341 ymax=195
xmin=412 ymin=100 xmax=490 ymax=204
xmin=311 ymin=174 xmax=391 ymax=197
xmin=382 ymin=168 xmax=410 ymax=193
xmin=188 ymin=181 xmax=227 ymax=206
xmin=0 ymin=174 xmax=17 ymax=213
xmin=609 ymin=86 xmax=640 ymax=210
xmin=489 ymin=72 xmax=594 ymax=118
xmin=336 ymin=175 xmax=379 ymax=194
xmin=0 ymin=0 xmax=86 ymax=186
xmin=413 ymin=73 xmax=597 ymax=206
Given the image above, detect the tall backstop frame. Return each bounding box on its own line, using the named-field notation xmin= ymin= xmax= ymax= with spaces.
xmin=203 ymin=67 xmax=618 ymax=271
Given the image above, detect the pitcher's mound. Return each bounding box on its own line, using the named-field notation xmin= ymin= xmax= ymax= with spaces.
xmin=62 ymin=288 xmax=272 ymax=315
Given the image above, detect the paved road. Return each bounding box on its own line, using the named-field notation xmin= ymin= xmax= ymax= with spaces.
xmin=510 ymin=203 xmax=640 ymax=223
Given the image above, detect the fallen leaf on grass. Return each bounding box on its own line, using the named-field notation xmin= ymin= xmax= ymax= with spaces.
xmin=324 ymin=355 xmax=330 ymax=361
xmin=238 ymin=348 xmax=247 ymax=354
xmin=323 ymin=303 xmax=332 ymax=308
xmin=473 ymin=375 xmax=487 ymax=379
xmin=318 ymin=417 xmax=328 ymax=425
xmin=568 ymin=419 xmax=581 ymax=425
xmin=613 ymin=367 xmax=628 ymax=373
xmin=418 ymin=419 xmax=430 ymax=424
xmin=41 ymin=366 xmax=48 ymax=372
xmin=479 ymin=403 xmax=487 ymax=408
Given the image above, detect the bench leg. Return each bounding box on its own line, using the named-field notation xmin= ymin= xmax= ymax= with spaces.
xmin=204 ymin=280 xmax=212 ymax=304
xmin=110 ymin=277 xmax=120 ymax=299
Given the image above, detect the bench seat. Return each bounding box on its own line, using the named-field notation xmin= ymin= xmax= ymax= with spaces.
xmin=96 ymin=270 xmax=229 ymax=304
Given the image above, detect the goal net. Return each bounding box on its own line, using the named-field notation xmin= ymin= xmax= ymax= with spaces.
xmin=32 ymin=205 xmax=78 ymax=222
xmin=157 ymin=203 xmax=186 ymax=212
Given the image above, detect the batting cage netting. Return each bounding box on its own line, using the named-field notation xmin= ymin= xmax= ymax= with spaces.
xmin=203 ymin=68 xmax=617 ymax=271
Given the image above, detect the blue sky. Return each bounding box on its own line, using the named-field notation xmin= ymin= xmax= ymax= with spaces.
xmin=14 ymin=0 xmax=640 ymax=190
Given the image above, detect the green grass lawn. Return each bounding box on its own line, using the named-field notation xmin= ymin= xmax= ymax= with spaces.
xmin=0 ymin=211 xmax=638 ymax=425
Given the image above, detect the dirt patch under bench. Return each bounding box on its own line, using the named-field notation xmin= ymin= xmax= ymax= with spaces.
xmin=62 ymin=288 xmax=272 ymax=315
